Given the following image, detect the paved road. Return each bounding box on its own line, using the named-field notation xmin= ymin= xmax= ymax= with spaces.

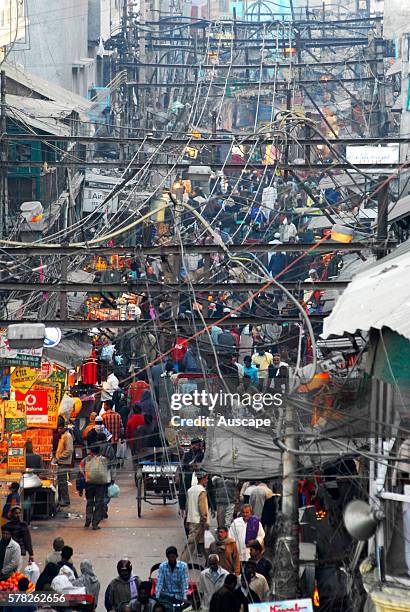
xmin=29 ymin=461 xmax=185 ymax=610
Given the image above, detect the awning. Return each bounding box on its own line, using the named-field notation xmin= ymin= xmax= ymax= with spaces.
xmin=7 ymin=95 xmax=71 ymax=136
xmin=3 ymin=61 xmax=92 ymax=113
xmin=202 ymin=424 xmax=282 ymax=479
xmin=44 ymin=337 xmax=92 ymax=369
xmin=387 ymin=195 xmax=410 ymax=224
xmin=323 ymin=239 xmax=410 ymax=341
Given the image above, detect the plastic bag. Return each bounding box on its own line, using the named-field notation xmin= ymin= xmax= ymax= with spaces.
xmin=85 ymin=455 xmax=109 ymax=485
xmin=58 ymin=394 xmax=74 ymax=420
xmin=204 ymin=529 xmax=215 ymax=549
xmin=108 ymin=483 xmax=120 ymax=498
xmin=24 ymin=561 xmax=40 ymax=584
xmin=116 ymin=440 xmax=127 ymax=459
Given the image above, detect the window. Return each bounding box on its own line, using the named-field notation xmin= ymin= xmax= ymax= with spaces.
xmin=15 ymin=143 xmax=31 ymax=162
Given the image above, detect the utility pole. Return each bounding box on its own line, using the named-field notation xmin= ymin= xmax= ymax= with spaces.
xmin=376 ymin=176 xmax=389 ymax=260
xmin=274 ymin=397 xmax=300 ymax=599
xmin=0 ymin=70 xmax=8 ymax=239
xmin=211 ymin=111 xmax=217 ymax=165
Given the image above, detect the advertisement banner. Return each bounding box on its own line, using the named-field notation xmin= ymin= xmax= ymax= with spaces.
xmin=7 ymin=446 xmax=25 ymax=471
xmin=10 ymin=367 xmax=38 ymax=393
xmin=249 ymin=599 xmax=314 ymax=612
xmin=16 ymin=387 xmax=49 ymax=426
xmin=3 ymin=400 xmax=26 ymax=433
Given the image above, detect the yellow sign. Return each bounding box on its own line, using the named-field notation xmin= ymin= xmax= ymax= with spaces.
xmin=7 ymin=446 xmax=26 ymax=471
xmin=191 ymin=130 xmax=201 ymax=139
xmin=185 ymin=147 xmax=198 ymax=159
xmin=10 ymin=367 xmax=38 ymax=393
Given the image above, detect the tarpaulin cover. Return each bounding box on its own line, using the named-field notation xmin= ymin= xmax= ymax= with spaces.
xmin=202 ymin=424 xmax=282 ymax=479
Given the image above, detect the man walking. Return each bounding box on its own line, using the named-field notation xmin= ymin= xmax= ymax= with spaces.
xmin=55 ymin=421 xmax=73 ymax=507
xmin=181 ymin=472 xmax=209 ymax=562
xmin=229 ymin=504 xmax=265 ymax=562
xmin=78 ymin=445 xmax=109 ymax=530
xmin=0 ymin=526 xmax=21 ymax=579
xmin=198 ymin=554 xmax=228 ymax=609
xmin=102 ymin=400 xmax=124 ymax=457
xmin=208 ymin=526 xmax=240 ymax=575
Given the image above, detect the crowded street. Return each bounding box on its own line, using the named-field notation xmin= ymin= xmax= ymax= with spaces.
xmin=0 ymin=0 xmax=409 ymax=611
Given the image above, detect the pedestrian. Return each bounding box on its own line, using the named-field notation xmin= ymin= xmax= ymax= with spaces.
xmin=35 ymin=562 xmax=60 ymax=591
xmin=249 ymin=481 xmax=273 ymax=518
xmin=198 ymin=554 xmax=228 ymax=609
xmin=139 ymin=391 xmax=156 ymax=423
xmin=181 ymin=472 xmax=209 ymax=561
xmin=87 ymin=416 xmax=112 ymax=449
xmin=78 ymin=445 xmax=109 ymax=530
xmin=229 ymin=504 xmax=265 ymax=562
xmin=213 ymin=477 xmax=237 ymax=528
xmin=4 ymin=506 xmax=34 ymax=566
xmin=182 ymin=438 xmax=204 ymax=469
xmin=248 ymin=541 xmax=272 ymax=588
xmin=45 ymin=536 xmax=65 ymax=565
xmin=102 ymin=400 xmax=124 ymax=456
xmin=209 ymin=574 xmax=239 ymax=612
xmin=57 ymin=545 xmax=78 ymax=578
xmin=82 ymin=412 xmax=97 ymax=442
xmin=233 ymin=566 xmax=261 ymax=610
xmin=55 ymin=420 xmax=74 ymax=507
xmin=241 ymin=356 xmax=259 ymax=385
xmin=155 ymin=546 xmax=189 ymax=607
xmin=0 ymin=525 xmax=21 ymax=579
xmin=25 ymin=440 xmax=43 ymax=472
xmin=1 ymin=482 xmax=20 ymax=520
xmin=242 ymin=561 xmax=269 ymax=602
xmin=208 ymin=526 xmax=240 ymax=575
xmin=129 ymin=581 xmax=156 ymax=612
xmin=251 ymin=346 xmax=273 ymax=391
xmin=105 ymin=560 xmax=141 ymax=612
xmin=125 ymin=405 xmax=145 ymax=456
xmin=73 ymin=560 xmax=100 ymax=609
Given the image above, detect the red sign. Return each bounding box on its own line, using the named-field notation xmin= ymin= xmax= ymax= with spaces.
xmin=16 ymin=389 xmax=49 ymax=425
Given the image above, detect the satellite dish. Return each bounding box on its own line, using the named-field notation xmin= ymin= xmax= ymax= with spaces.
xmin=344 ymin=500 xmax=385 ymax=541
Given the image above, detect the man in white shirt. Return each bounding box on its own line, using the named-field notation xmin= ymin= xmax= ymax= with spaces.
xmin=279 ymin=214 xmax=298 ymax=243
xmin=181 ymin=472 xmax=209 ymax=562
xmin=198 ymin=554 xmax=229 ymax=608
xmin=229 ymin=504 xmax=265 ymax=562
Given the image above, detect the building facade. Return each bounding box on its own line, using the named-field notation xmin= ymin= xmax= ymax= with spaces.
xmin=10 ymin=0 xmax=122 ymax=97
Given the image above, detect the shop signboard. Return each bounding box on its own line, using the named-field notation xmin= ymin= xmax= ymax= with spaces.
xmin=10 ymin=367 xmax=38 ymax=393
xmin=7 ymin=446 xmax=25 ymax=471
xmin=16 ymin=387 xmax=49 ymax=426
xmin=3 ymin=400 xmax=26 ymax=433
xmin=0 ymin=334 xmax=42 ymax=367
xmin=83 ymin=171 xmax=120 ymax=214
xmin=249 ymin=599 xmax=313 ymax=612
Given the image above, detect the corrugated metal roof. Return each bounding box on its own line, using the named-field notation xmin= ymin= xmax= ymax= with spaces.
xmin=323 ymin=240 xmax=410 ymax=340
xmin=387 ymin=195 xmax=410 ymax=223
xmin=6 ymin=94 xmax=71 ymax=136
xmin=3 ymin=61 xmax=92 ymax=112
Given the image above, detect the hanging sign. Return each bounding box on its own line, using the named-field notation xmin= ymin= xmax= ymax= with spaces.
xmin=10 ymin=367 xmax=38 ymax=393
xmin=249 ymin=600 xmax=314 ymax=612
xmin=3 ymin=400 xmax=26 ymax=433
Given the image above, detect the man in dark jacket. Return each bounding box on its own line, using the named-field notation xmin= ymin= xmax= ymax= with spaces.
xmin=209 ymin=574 xmax=239 ymax=612
xmin=4 ymin=506 xmax=33 ymax=563
xmin=105 ymin=560 xmax=140 ymax=612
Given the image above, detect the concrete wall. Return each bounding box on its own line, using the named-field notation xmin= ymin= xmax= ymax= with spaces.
xmin=10 ymin=0 xmax=123 ymax=97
